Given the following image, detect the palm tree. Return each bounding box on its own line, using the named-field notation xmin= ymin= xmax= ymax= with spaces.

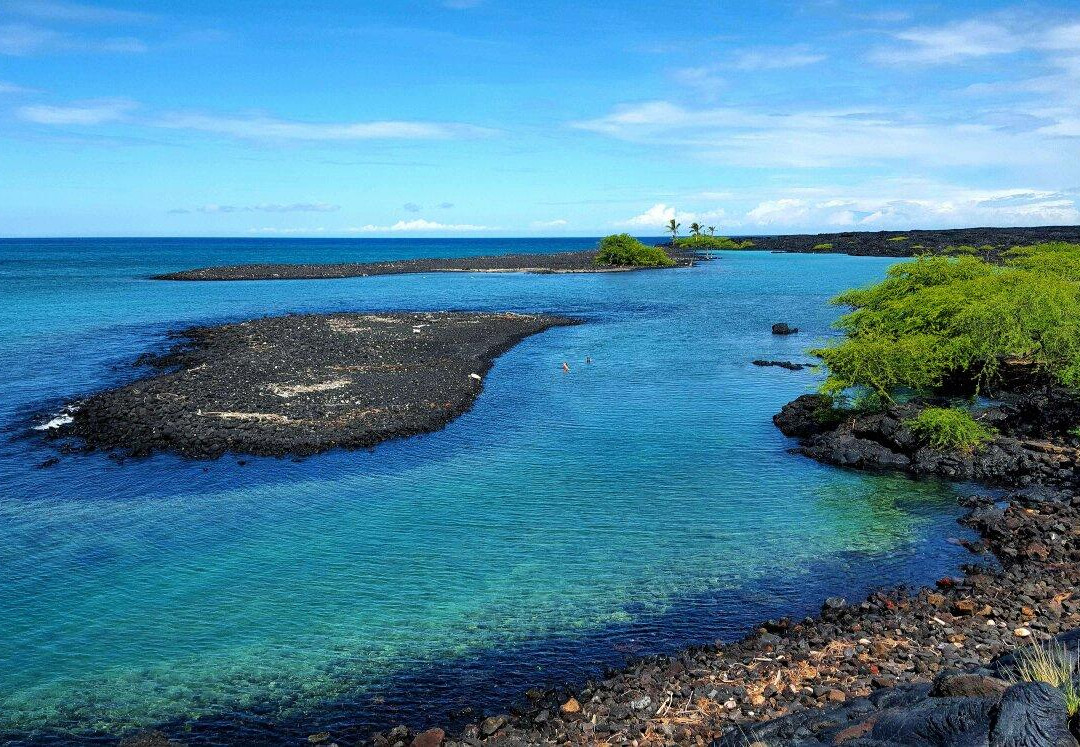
xmin=708 ymin=226 xmax=716 ymax=236
xmin=689 ymin=222 xmax=702 ymax=236
xmin=667 ymin=218 xmax=680 ymax=244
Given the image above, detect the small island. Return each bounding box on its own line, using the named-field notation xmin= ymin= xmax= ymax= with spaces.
xmin=52 ymin=311 xmax=579 ymax=459
xmin=154 ymin=235 xmax=693 ymax=282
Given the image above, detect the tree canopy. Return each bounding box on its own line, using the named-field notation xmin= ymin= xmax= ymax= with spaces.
xmin=813 ymin=243 xmax=1080 ymax=399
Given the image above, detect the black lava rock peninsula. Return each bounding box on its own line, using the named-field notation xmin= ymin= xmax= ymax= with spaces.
xmin=52 ymin=311 xmax=579 ymax=459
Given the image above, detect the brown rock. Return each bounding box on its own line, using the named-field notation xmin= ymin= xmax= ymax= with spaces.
xmin=411 ymin=728 xmax=445 ymax=747
xmin=834 ymin=716 xmax=878 ymax=744
xmin=479 ymin=715 xmax=507 ymax=738
xmin=560 ymin=697 xmax=581 ymax=715
xmin=826 ymin=689 xmax=846 ymax=703
xmin=951 ymin=599 xmax=978 ymax=616
xmin=930 ymin=673 xmax=1009 ymax=698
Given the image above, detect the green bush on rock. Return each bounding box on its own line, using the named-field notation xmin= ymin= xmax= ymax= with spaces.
xmin=904 ymin=407 xmax=996 ymax=452
xmin=674 ymin=235 xmax=755 ymax=250
xmin=813 ymin=243 xmax=1080 ymax=399
xmin=594 ymin=234 xmax=676 ymax=267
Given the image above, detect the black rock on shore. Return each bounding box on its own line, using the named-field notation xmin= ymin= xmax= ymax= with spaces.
xmin=48 ymin=311 xmax=580 ymax=459
xmin=774 ymin=389 xmax=1080 ymax=489
xmin=154 ymin=248 xmax=697 ymax=282
xmin=740 ymin=225 xmax=1080 ymax=258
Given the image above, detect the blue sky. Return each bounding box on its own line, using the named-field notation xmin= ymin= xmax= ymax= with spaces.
xmin=1 ymin=0 xmax=1079 ymax=237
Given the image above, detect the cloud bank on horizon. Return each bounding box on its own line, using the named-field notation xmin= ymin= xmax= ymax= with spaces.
xmin=1 ymin=0 xmax=1079 ymax=236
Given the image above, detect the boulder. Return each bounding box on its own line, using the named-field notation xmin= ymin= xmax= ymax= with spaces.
xmin=989 ymin=682 xmax=1077 ymax=746
xmin=773 ymin=394 xmax=839 ymax=438
xmin=772 ymin=323 xmax=799 ymax=335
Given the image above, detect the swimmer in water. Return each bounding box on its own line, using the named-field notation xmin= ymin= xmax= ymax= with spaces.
xmin=562 ymin=362 xmax=571 ymax=372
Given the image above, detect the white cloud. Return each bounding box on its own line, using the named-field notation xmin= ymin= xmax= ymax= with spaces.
xmin=0 ymin=80 xmax=35 ymax=94
xmin=4 ymin=1 xmax=157 ymax=25
xmin=172 ymin=202 xmax=340 ymax=215
xmin=871 ymin=20 xmax=1022 ymax=64
xmin=17 ymin=98 xmax=136 ymax=124
xmin=0 ymin=23 xmax=146 ymax=55
xmin=871 ymin=16 xmax=1080 ymax=66
xmin=572 ymin=100 xmax=1079 ymax=171
xmin=153 ymin=112 xmax=497 ymax=141
xmin=530 ymin=219 xmax=569 ymax=228
xmin=730 ymin=45 xmax=826 ymax=71
xmin=745 ymin=199 xmax=810 ymax=225
xmin=620 ymin=203 xmax=724 ymax=229
xmin=248 ymin=227 xmax=327 ymax=235
xmin=17 ymin=99 xmax=495 ymax=143
xmin=740 ymin=185 xmax=1080 ymax=230
xmin=349 ymin=219 xmax=492 ymax=232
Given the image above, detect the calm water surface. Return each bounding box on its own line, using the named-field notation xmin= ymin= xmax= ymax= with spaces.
xmin=0 ymin=238 xmax=975 ymax=744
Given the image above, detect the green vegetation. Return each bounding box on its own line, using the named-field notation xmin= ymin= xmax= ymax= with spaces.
xmin=674 ymin=235 xmax=755 ymax=250
xmin=1008 ymin=643 xmax=1080 ymax=717
xmin=667 ymin=218 xmax=680 ymax=243
xmin=886 ymin=235 xmax=909 ymax=242
xmin=812 ymin=242 xmax=1080 ymax=400
xmin=595 ymin=234 xmax=676 ymax=268
xmin=904 ymin=407 xmax=996 ymax=452
xmin=944 ymin=244 xmax=997 ymax=260
xmin=812 ymin=242 xmax=833 ymax=251
xmin=689 ymin=222 xmax=703 ymax=236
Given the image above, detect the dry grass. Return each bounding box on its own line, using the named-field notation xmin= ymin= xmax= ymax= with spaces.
xmin=1008 ymin=642 xmax=1080 ymax=716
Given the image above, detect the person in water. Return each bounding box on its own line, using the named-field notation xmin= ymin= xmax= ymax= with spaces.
xmin=562 ymin=362 xmax=570 ymax=372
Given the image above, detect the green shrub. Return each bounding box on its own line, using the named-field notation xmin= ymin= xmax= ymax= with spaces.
xmin=886 ymin=235 xmax=909 ymax=242
xmin=594 ymin=234 xmax=676 ymax=267
xmin=1008 ymin=642 xmax=1080 ymax=717
xmin=812 ymin=242 xmax=833 ymax=251
xmin=674 ymin=235 xmax=755 ymax=250
xmin=905 ymin=407 xmax=996 ymax=452
xmin=812 ymin=243 xmax=1080 ymax=398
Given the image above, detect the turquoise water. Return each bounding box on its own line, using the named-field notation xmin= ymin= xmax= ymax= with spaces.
xmin=0 ymin=239 xmax=974 ymax=744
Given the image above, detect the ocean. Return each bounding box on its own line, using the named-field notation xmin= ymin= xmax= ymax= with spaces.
xmin=0 ymin=238 xmax=975 ymax=744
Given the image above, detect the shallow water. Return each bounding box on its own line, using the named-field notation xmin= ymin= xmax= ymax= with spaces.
xmin=0 ymin=239 xmax=976 ymax=744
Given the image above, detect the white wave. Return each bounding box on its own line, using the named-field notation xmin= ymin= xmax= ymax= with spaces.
xmin=33 ymin=406 xmax=77 ymax=431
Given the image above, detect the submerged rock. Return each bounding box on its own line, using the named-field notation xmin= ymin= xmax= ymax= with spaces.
xmin=752 ymin=359 xmax=808 ymax=370
xmin=771 ymin=322 xmax=799 ymax=335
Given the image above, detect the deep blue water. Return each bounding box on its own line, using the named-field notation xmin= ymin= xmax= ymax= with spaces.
xmin=0 ymin=238 xmax=977 ymax=744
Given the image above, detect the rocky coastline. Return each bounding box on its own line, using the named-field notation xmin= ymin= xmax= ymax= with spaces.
xmin=48 ymin=311 xmax=579 ymax=459
xmin=153 ymin=248 xmax=697 ymax=282
xmin=738 ymin=225 xmax=1080 ymax=258
xmin=774 ymin=386 xmax=1080 ymax=490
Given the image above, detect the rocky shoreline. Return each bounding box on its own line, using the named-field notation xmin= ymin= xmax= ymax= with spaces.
xmin=153 ymin=248 xmax=697 ymax=282
xmin=739 ymin=225 xmax=1080 ymax=257
xmin=774 ymin=387 xmax=1080 ymax=490
xmin=48 ymin=311 xmax=578 ymax=459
